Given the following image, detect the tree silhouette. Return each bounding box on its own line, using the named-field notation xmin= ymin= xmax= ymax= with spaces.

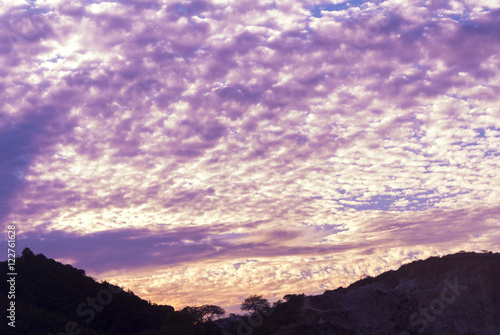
xmin=180 ymin=306 xmax=204 ymax=324
xmin=181 ymin=305 xmax=225 ymax=324
xmin=22 ymin=247 xmax=35 ymax=258
xmin=240 ymin=295 xmax=271 ymax=313
xmin=201 ymin=305 xmax=226 ymax=321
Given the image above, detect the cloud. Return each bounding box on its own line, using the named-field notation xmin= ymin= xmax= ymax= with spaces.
xmin=1 ymin=0 xmax=499 ymax=312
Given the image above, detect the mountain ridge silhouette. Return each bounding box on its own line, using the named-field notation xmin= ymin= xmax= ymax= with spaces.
xmin=1 ymin=249 xmax=499 ymax=335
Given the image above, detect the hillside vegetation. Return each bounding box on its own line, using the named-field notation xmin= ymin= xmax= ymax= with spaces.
xmin=2 ymin=249 xmax=499 ymax=335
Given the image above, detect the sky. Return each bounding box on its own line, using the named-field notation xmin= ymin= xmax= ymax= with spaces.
xmin=1 ymin=0 xmax=500 ymax=313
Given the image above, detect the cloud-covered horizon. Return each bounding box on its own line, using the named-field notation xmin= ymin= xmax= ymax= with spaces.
xmin=1 ymin=0 xmax=499 ymax=312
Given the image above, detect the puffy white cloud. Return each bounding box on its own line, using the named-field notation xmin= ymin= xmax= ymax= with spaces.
xmin=2 ymin=0 xmax=499 ymax=312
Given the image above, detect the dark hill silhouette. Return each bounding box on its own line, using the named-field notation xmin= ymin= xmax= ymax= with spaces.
xmin=2 ymin=249 xmax=499 ymax=335
xmin=241 ymin=251 xmax=500 ymax=335
xmin=0 ymin=248 xmax=174 ymax=335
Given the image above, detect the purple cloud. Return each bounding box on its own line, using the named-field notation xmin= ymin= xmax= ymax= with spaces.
xmin=1 ymin=0 xmax=499 ymax=312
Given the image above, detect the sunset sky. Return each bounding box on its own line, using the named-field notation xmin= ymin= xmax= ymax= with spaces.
xmin=1 ymin=0 xmax=499 ymax=313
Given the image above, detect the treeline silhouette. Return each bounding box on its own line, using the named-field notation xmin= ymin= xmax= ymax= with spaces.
xmin=1 ymin=249 xmax=499 ymax=335
xmin=0 ymin=248 xmax=291 ymax=335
